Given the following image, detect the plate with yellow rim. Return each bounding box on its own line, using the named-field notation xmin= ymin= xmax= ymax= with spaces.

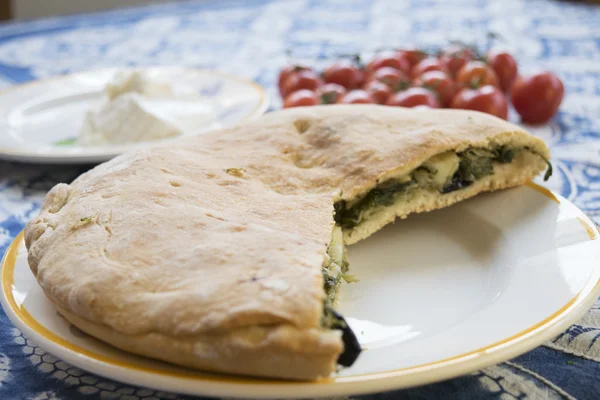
xmin=0 ymin=66 xmax=269 ymax=164
xmin=2 ymin=182 xmax=600 ymax=399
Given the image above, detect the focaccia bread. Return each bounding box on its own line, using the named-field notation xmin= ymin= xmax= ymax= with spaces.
xmin=24 ymin=105 xmax=551 ymax=380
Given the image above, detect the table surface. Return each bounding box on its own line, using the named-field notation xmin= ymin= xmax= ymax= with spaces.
xmin=0 ymin=0 xmax=599 ymax=399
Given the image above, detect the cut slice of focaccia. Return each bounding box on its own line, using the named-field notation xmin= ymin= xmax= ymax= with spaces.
xmin=24 ymin=105 xmax=551 ymax=380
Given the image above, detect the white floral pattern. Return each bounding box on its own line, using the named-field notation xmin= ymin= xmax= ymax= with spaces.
xmin=475 ymin=364 xmax=569 ymax=400
xmin=10 ymin=328 xmax=186 ymax=400
xmin=0 ymin=0 xmax=599 ymax=399
xmin=546 ymin=299 xmax=600 ymax=362
xmin=28 ymin=391 xmax=62 ymax=400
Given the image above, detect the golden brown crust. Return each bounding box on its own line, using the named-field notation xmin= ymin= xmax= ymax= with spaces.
xmin=246 ymin=105 xmax=549 ymax=202
xmin=56 ymin=304 xmax=342 ymax=381
xmin=24 ymin=104 xmax=550 ymax=379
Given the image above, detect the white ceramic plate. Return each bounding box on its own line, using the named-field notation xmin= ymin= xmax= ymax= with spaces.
xmin=2 ymin=182 xmax=599 ymax=399
xmin=0 ymin=67 xmax=268 ymax=164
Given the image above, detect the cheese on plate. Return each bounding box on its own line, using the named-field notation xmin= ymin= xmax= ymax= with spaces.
xmin=77 ymin=93 xmax=182 ymax=146
xmin=77 ymin=70 xmax=187 ymax=146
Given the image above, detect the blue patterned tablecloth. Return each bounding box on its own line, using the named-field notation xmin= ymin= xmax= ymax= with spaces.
xmin=1 ymin=0 xmax=599 ymax=399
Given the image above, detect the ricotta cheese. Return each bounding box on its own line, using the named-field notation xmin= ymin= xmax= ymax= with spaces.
xmin=78 ymin=93 xmax=182 ymax=146
xmin=77 ymin=70 xmax=182 ymax=145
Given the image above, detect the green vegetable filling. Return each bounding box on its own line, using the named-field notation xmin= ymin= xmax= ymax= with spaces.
xmin=334 ymin=180 xmax=415 ymax=230
xmin=441 ymin=147 xmax=515 ymax=193
xmin=321 ymin=304 xmax=347 ymax=330
xmin=334 ymin=146 xmax=552 ymax=229
xmin=321 ymin=226 xmax=356 ymax=328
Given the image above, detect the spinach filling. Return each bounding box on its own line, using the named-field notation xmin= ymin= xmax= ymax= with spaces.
xmin=441 ymin=147 xmax=515 ymax=194
xmin=334 ymin=180 xmax=415 ymax=230
xmin=334 ymin=146 xmax=553 ymax=229
xmin=322 ymin=304 xmax=361 ymax=367
xmin=322 ymin=258 xmax=349 ymax=309
xmin=321 ymin=226 xmax=362 ymax=366
xmin=321 ymin=225 xmax=356 ymax=315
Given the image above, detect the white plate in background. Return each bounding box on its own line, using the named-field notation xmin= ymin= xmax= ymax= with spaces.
xmin=0 ymin=67 xmax=269 ymax=164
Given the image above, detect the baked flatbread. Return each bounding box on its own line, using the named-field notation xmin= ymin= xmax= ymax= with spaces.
xmin=24 ymin=105 xmax=551 ymax=380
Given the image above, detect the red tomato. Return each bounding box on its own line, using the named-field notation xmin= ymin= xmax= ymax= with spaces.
xmin=411 ymin=58 xmax=449 ymax=79
xmin=338 ymin=90 xmax=376 ymax=104
xmin=486 ymin=50 xmax=518 ymax=92
xmin=413 ymin=70 xmax=457 ymax=107
xmin=278 ymin=64 xmax=311 ymax=94
xmin=456 ymin=61 xmax=500 ymax=88
xmin=281 ymin=70 xmax=323 ymax=97
xmin=396 ymin=48 xmax=428 ymax=67
xmin=439 ymin=45 xmax=475 ymax=77
xmin=363 ymin=80 xmax=392 ymax=104
xmin=283 ymin=89 xmax=319 ymax=108
xmin=369 ymin=67 xmax=409 ymax=89
xmin=355 ymin=68 xmax=366 ymax=91
xmin=450 ymin=85 xmax=508 ymax=120
xmin=366 ymin=51 xmax=411 ymax=75
xmin=386 ymin=87 xmax=440 ymax=108
xmin=323 ymin=60 xmax=363 ymax=89
xmin=510 ymin=72 xmax=564 ymax=124
xmin=316 ymin=83 xmax=347 ymax=104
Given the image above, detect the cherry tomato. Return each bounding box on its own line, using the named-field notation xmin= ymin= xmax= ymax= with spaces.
xmin=413 ymin=70 xmax=457 ymax=107
xmin=338 ymin=90 xmax=376 ymax=104
xmin=356 ymin=69 xmax=366 ymax=88
xmin=456 ymin=61 xmax=500 ymax=88
xmin=281 ymin=70 xmax=323 ymax=97
xmin=366 ymin=51 xmax=411 ymax=75
xmin=486 ymin=50 xmax=518 ymax=92
xmin=439 ymin=45 xmax=475 ymax=77
xmin=363 ymin=80 xmax=392 ymax=104
xmin=316 ymin=83 xmax=347 ymax=104
xmin=386 ymin=87 xmax=440 ymax=108
xmin=283 ymin=89 xmax=319 ymax=108
xmin=369 ymin=67 xmax=409 ymax=89
xmin=411 ymin=58 xmax=449 ymax=79
xmin=323 ymin=60 xmax=363 ymax=90
xmin=396 ymin=48 xmax=428 ymax=67
xmin=450 ymin=85 xmax=508 ymax=120
xmin=510 ymin=72 xmax=564 ymax=124
xmin=278 ymin=64 xmax=311 ymax=94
